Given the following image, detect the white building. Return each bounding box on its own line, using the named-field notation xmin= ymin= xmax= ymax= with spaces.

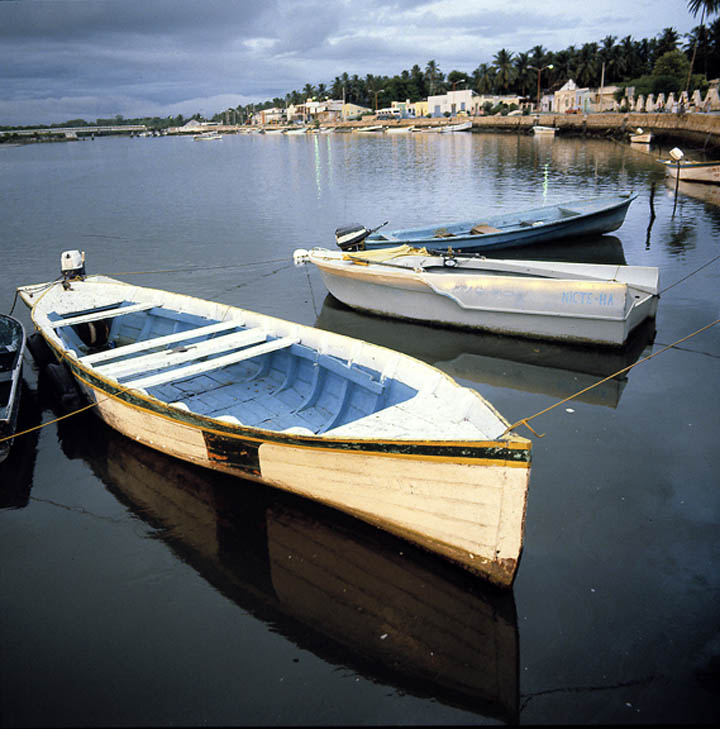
xmin=427 ymin=89 xmax=480 ymax=117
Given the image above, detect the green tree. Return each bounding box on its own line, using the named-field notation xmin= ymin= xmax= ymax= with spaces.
xmin=686 ymin=1 xmax=720 ymax=90
xmin=425 ymin=59 xmax=444 ymax=95
xmin=654 ymin=48 xmax=691 ymax=78
xmin=493 ymin=48 xmax=516 ymax=91
xmin=472 ymin=63 xmax=495 ymax=94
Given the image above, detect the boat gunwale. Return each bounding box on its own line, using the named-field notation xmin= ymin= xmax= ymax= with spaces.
xmin=366 ymin=194 xmax=636 ymax=245
xmin=20 ymin=278 xmax=530 ymax=459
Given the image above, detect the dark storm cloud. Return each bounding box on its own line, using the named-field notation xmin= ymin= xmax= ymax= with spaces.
xmin=0 ymin=0 xmax=695 ymax=125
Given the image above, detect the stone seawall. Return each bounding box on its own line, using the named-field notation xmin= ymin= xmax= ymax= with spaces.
xmin=330 ymin=113 xmax=720 ymax=149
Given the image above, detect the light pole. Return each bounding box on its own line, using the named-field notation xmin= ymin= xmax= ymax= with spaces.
xmin=528 ymin=64 xmax=553 ymax=111
xmin=375 ymin=88 xmax=384 ymax=112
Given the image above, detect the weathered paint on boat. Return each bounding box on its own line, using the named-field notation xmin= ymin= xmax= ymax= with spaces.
xmin=301 ymin=247 xmax=659 ymax=346
xmin=17 ymin=273 xmax=531 ymax=587
xmin=355 ymin=194 xmax=636 ymax=253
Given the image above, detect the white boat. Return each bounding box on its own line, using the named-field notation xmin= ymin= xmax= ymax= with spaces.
xmin=353 ymin=125 xmax=384 ymax=133
xmin=532 ymin=125 xmax=556 ymax=136
xmin=284 ymin=127 xmax=308 ymax=135
xmin=17 ymin=251 xmax=532 ymax=588
xmin=263 ymin=128 xmax=286 ymax=135
xmin=629 ymin=127 xmax=653 ymax=144
xmin=660 ymin=157 xmax=720 ymax=184
xmin=193 ymin=131 xmax=222 ymax=141
xmin=295 ymin=245 xmax=660 ymax=347
xmin=440 ymin=120 xmax=473 ymax=133
xmin=385 ymin=125 xmax=416 ymax=134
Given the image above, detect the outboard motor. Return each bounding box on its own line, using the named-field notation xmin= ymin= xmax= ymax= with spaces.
xmin=334 ymin=221 xmax=388 ymax=252
xmin=335 ymin=224 xmax=371 ymax=251
xmin=60 ymin=250 xmax=86 ymax=283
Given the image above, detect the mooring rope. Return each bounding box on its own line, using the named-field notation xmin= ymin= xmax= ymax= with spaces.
xmin=3 ymin=256 xmax=718 ymax=446
xmin=501 ymin=317 xmax=720 ymax=438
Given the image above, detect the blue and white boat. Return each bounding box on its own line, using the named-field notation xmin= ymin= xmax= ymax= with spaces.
xmin=335 ymin=193 xmax=636 ymax=253
xmin=0 ymin=314 xmax=25 ymax=463
xmin=17 ymin=251 xmax=532 ymax=588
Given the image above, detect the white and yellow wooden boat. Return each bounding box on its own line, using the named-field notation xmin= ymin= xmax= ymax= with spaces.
xmin=17 ymin=251 xmax=531 ymax=588
xmin=296 ymin=246 xmax=659 ymax=347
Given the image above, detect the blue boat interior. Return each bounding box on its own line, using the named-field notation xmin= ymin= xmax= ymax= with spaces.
xmin=371 ymin=205 xmax=582 ymax=241
xmin=49 ymin=303 xmax=417 ymax=434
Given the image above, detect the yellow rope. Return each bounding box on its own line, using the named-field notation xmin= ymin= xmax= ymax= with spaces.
xmin=1 ymin=401 xmax=99 ymax=444
xmin=501 ymin=318 xmax=720 ymax=438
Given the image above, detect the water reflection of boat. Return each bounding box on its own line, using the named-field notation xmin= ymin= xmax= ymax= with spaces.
xmin=479 ymin=234 xmax=627 ymax=265
xmin=664 ymin=175 xmax=720 ymax=206
xmin=316 ymin=297 xmax=656 ymax=409
xmin=56 ymin=415 xmax=519 ymax=722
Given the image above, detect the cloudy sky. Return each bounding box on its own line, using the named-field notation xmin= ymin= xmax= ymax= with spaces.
xmin=0 ymin=0 xmax=699 ymax=126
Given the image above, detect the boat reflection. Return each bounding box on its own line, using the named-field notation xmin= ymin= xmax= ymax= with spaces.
xmin=478 ymin=234 xmax=627 ymax=264
xmin=316 ymin=297 xmax=656 ymax=409
xmin=56 ymin=414 xmax=520 ymax=722
xmin=0 ymin=381 xmax=41 ymax=509
xmin=664 ymin=175 xmax=720 ymax=206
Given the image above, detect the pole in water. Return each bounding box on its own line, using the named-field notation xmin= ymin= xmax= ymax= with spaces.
xmin=669 ymin=147 xmax=684 ymax=218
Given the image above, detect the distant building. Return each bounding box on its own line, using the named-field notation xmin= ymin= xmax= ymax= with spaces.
xmin=475 ymin=94 xmax=527 ymax=113
xmin=342 ymin=102 xmax=372 ymax=121
xmin=410 ymin=99 xmax=429 ymax=118
xmin=427 ymin=89 xmax=480 ymax=117
xmin=257 ymin=107 xmax=285 ymax=125
xmin=553 ymin=80 xmax=593 ymax=113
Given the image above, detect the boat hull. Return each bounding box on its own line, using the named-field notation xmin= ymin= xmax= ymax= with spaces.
xmin=61 ymin=358 xmax=530 ymax=587
xmin=310 ymin=254 xmax=658 ymax=346
xmin=0 ymin=315 xmax=25 ymax=463
xmin=19 ymin=277 xmax=531 ymax=587
xmin=362 ymin=194 xmax=636 ymax=252
xmin=661 ymin=159 xmax=720 ymax=184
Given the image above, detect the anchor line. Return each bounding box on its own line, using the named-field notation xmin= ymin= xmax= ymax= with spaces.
xmin=502 ymin=318 xmax=720 ymax=438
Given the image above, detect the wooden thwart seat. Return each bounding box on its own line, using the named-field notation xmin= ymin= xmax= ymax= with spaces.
xmin=96 ymin=328 xmax=266 ymax=379
xmin=469 ymin=223 xmax=501 ymax=235
xmin=50 ymin=302 xmax=154 ymax=328
xmin=80 ymin=320 xmax=242 ymax=365
xmin=124 ymin=336 xmax=299 ymax=391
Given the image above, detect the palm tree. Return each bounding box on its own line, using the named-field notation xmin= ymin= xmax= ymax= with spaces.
xmin=472 ymin=63 xmax=495 ymax=94
xmin=425 ymin=59 xmax=444 ymax=95
xmin=513 ymin=52 xmax=533 ymax=96
xmin=656 ymin=27 xmax=680 ymax=56
xmin=493 ymin=48 xmax=516 ymax=92
xmin=686 ymin=1 xmax=720 ymax=91
xmin=575 ymin=43 xmax=599 ymax=86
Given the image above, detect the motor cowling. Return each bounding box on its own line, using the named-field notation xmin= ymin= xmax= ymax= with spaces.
xmin=60 ymin=250 xmax=86 ymax=280
xmin=335 ymin=224 xmax=369 ymax=251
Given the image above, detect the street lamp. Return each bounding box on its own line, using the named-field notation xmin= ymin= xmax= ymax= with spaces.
xmin=528 ymin=64 xmax=554 ymax=111
xmin=375 ymin=88 xmax=384 ymax=112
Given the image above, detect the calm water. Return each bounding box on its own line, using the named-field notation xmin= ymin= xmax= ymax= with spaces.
xmin=1 ymin=132 xmax=718 ymax=726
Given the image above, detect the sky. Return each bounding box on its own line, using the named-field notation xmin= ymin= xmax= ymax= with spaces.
xmin=0 ymin=0 xmax=700 ymax=126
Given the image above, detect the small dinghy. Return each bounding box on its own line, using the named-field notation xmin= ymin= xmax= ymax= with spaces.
xmin=0 ymin=314 xmax=25 ymax=463
xmin=334 ymin=193 xmax=636 ymax=253
xmin=17 ymin=251 xmax=532 ymax=587
xmin=296 ymin=246 xmax=660 ymax=347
